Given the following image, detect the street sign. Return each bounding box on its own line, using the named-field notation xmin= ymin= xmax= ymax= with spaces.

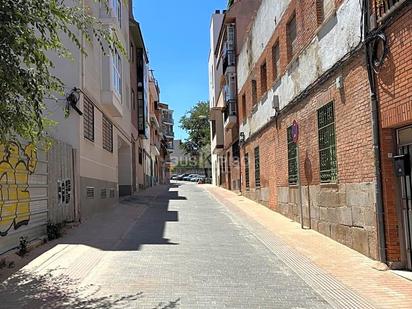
xmin=292 ymin=120 xmax=299 ymax=144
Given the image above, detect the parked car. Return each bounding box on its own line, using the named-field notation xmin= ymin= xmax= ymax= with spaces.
xmin=183 ymin=174 xmax=196 ymax=181
xmin=176 ymin=173 xmax=189 ymax=180
xmin=191 ymin=175 xmax=205 ymax=182
xmin=170 ymin=174 xmax=178 ymax=180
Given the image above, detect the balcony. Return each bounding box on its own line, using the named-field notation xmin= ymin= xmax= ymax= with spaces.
xmin=210 ymin=107 xmax=224 ymax=154
xmin=166 ymin=141 xmax=174 ymax=153
xmin=375 ymin=0 xmax=407 ymax=22
xmin=164 ymin=130 xmax=174 ymax=139
xmin=151 ymin=143 xmax=161 ymax=156
xmin=224 ymin=100 xmax=237 ymax=130
xmin=101 ymin=54 xmax=123 ymax=117
xmin=162 ymin=116 xmax=174 ymax=125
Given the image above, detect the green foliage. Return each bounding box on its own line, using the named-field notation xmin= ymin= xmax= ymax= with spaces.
xmin=179 ymin=101 xmax=210 ymax=157
xmin=0 ymin=0 xmax=124 ymax=144
xmin=17 ymin=236 xmax=28 ymax=256
xmin=47 ymin=222 xmax=64 ymax=241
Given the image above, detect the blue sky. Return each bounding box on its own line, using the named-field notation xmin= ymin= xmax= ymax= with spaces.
xmin=133 ymin=0 xmax=226 ymax=140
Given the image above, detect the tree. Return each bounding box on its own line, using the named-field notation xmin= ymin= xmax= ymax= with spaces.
xmin=179 ymin=101 xmax=210 ymax=157
xmin=0 ymin=0 xmax=123 ymax=144
xmin=179 ymin=101 xmax=212 ymax=177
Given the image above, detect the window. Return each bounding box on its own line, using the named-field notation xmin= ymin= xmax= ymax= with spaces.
xmin=254 ymin=147 xmax=260 ymax=188
xmin=113 ymin=49 xmax=122 ymax=96
xmin=287 ymin=126 xmax=298 ymax=185
xmin=83 ymin=97 xmax=94 ymax=141
xmin=287 ymin=13 xmax=297 ymax=60
xmin=260 ymin=62 xmax=267 ymax=95
xmin=241 ymin=94 xmax=247 ymax=122
xmin=102 ymin=115 xmax=113 ymax=152
xmin=251 ymin=80 xmax=257 ymax=106
xmin=318 ymin=102 xmax=337 ymax=183
xmin=272 ymin=42 xmax=280 ymax=81
xmin=138 ymin=91 xmax=145 ymax=132
xmin=138 ymin=148 xmax=143 ymax=165
xmin=130 ymin=43 xmax=134 ymax=62
xmin=211 ymin=120 xmax=216 ymax=138
xmin=131 ymin=90 xmax=136 ymax=110
xmin=245 ymin=154 xmax=250 ymax=189
xmin=317 ymin=0 xmax=334 ymax=23
xmin=112 ymin=0 xmax=121 ymax=26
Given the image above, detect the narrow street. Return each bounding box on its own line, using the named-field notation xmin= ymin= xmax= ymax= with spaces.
xmin=3 ymin=182 xmax=407 ymax=309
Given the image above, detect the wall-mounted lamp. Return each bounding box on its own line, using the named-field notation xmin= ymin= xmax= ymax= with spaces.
xmin=66 ymin=87 xmax=83 ymax=116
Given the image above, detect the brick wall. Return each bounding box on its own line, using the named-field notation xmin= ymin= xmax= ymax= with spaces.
xmin=376 ymin=5 xmax=412 ymax=265
xmin=240 ymin=51 xmax=379 ymax=258
xmin=377 ymin=6 xmax=412 ymax=129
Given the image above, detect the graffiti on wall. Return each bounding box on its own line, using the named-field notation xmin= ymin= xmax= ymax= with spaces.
xmin=0 ymin=142 xmax=38 ymax=236
xmin=58 ymin=179 xmax=71 ymax=205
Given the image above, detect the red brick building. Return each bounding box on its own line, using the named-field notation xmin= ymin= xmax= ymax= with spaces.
xmin=209 ymin=0 xmax=411 ymax=268
xmin=372 ymin=0 xmax=412 ymax=269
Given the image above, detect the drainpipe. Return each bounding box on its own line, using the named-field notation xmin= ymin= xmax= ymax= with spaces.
xmin=363 ymin=0 xmax=387 ymax=263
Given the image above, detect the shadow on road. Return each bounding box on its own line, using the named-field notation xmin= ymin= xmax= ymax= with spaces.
xmin=0 ymin=269 xmax=180 ymax=309
xmin=63 ymin=183 xmax=185 ymax=251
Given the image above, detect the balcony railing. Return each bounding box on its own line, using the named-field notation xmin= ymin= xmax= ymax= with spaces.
xmin=375 ymin=0 xmax=407 ymax=22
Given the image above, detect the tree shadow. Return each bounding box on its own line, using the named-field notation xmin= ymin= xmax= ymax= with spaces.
xmin=0 ymin=269 xmax=143 ymax=308
xmin=0 ymin=269 xmax=181 ymax=308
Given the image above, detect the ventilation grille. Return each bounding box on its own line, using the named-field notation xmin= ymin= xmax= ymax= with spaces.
xmin=86 ymin=187 xmax=95 ymax=199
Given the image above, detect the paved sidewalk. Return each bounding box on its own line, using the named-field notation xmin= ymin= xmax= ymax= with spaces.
xmin=205 ymin=185 xmax=412 ymax=309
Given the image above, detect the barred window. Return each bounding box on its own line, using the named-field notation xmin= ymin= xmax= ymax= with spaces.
xmin=254 ymin=147 xmax=260 ymax=188
xmin=251 ymin=80 xmax=257 ymax=106
xmin=272 ymin=42 xmax=280 ymax=81
xmin=287 ymin=13 xmax=297 ymax=60
xmin=287 ymin=126 xmax=298 ymax=185
xmin=318 ymin=102 xmax=337 ymax=183
xmin=102 ymin=115 xmax=113 ymax=152
xmin=260 ymin=62 xmax=267 ymax=94
xmin=83 ymin=98 xmax=94 ymax=141
xmin=245 ymin=154 xmax=250 ymax=189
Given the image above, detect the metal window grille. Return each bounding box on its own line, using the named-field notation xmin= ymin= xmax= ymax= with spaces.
xmin=102 ymin=115 xmax=113 ymax=152
xmin=109 ymin=188 xmax=115 ymax=198
xmin=101 ymin=189 xmax=107 ymax=199
xmin=254 ymin=147 xmax=261 ymax=187
xmin=83 ymin=97 xmax=94 ymax=141
xmin=318 ymin=102 xmax=337 ymax=183
xmin=287 ymin=126 xmax=298 ymax=185
xmin=86 ymin=187 xmax=95 ymax=199
xmin=245 ymin=154 xmax=250 ymax=189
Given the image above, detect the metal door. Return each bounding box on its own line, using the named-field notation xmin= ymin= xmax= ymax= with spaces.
xmin=398 ymin=127 xmax=412 ymax=269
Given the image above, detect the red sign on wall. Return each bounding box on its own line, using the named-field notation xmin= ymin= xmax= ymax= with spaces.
xmin=292 ymin=120 xmax=299 ymax=144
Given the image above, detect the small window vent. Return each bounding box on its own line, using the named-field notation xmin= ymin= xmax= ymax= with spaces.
xmin=86 ymin=187 xmax=95 ymax=199
xmin=101 ymin=189 xmax=107 ymax=199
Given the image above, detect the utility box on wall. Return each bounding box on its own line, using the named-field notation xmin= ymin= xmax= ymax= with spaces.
xmin=394 ymin=154 xmax=411 ymax=177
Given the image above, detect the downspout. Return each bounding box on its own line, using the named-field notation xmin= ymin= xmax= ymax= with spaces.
xmin=363 ymin=0 xmax=387 ymax=263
